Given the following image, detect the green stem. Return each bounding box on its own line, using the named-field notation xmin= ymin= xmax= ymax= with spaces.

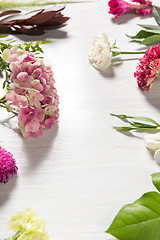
xmin=0 ymin=103 xmax=7 ymax=109
xmin=4 ymin=231 xmax=21 ymax=240
xmin=114 ymin=126 xmax=160 ymax=132
xmin=0 ymin=1 xmax=85 ymax=9
xmin=118 ymin=51 xmax=145 ymax=54
xmin=0 ymin=103 xmax=18 ymax=116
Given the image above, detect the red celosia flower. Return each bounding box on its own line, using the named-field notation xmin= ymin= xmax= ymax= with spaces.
xmin=0 ymin=146 xmax=17 ymax=183
xmin=134 ymin=44 xmax=160 ymax=91
xmin=108 ymin=0 xmax=152 ymax=18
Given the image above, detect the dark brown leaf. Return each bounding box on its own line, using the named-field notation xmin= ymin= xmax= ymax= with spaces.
xmin=0 ymin=5 xmax=69 ymax=35
xmin=23 ymin=11 xmax=58 ymax=25
xmin=0 ymin=24 xmax=13 ymax=33
xmin=13 ymin=25 xmax=45 ymax=35
xmin=0 ymin=10 xmax=21 ymax=18
xmin=38 ymin=15 xmax=70 ymax=27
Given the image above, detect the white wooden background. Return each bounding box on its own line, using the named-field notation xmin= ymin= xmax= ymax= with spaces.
xmin=0 ymin=0 xmax=160 ymax=239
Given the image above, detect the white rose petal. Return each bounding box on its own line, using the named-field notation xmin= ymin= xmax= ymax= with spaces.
xmin=144 ymin=132 xmax=160 ymax=151
xmin=89 ymin=33 xmax=112 ymax=71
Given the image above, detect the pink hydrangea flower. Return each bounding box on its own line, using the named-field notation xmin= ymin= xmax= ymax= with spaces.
xmin=134 ymin=44 xmax=160 ymax=91
xmin=2 ymin=47 xmax=59 ymax=138
xmin=0 ymin=146 xmax=18 ymax=183
xmin=108 ymin=0 xmax=152 ymax=18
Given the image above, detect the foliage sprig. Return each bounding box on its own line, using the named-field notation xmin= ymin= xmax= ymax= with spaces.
xmin=127 ymin=6 xmax=160 ymax=45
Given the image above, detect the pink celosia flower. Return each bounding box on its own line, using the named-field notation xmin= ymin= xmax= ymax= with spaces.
xmin=108 ymin=0 xmax=152 ymax=18
xmin=0 ymin=146 xmax=18 ymax=183
xmin=134 ymin=44 xmax=160 ymax=91
xmin=2 ymin=47 xmax=59 ymax=138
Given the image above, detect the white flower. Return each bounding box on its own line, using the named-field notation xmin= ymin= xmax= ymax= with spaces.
xmin=89 ymin=33 xmax=112 ymax=71
xmin=144 ymin=132 xmax=160 ymax=151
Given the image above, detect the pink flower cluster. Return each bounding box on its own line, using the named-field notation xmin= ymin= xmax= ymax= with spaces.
xmin=108 ymin=0 xmax=152 ymax=18
xmin=0 ymin=146 xmax=17 ymax=183
xmin=3 ymin=47 xmax=59 ymax=138
xmin=134 ymin=44 xmax=160 ymax=91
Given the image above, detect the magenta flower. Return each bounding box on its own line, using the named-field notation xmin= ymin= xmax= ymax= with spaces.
xmin=0 ymin=146 xmax=18 ymax=183
xmin=134 ymin=44 xmax=160 ymax=91
xmin=108 ymin=0 xmax=152 ymax=18
xmin=2 ymin=47 xmax=59 ymax=138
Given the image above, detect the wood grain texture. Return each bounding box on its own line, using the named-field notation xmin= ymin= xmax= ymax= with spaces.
xmin=0 ymin=0 xmax=160 ymax=239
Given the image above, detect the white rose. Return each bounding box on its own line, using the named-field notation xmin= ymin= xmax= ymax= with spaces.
xmin=144 ymin=132 xmax=160 ymax=151
xmin=89 ymin=33 xmax=112 ymax=71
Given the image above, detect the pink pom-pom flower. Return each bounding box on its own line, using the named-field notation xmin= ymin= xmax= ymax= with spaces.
xmin=134 ymin=44 xmax=160 ymax=91
xmin=0 ymin=146 xmax=18 ymax=183
xmin=108 ymin=0 xmax=152 ymax=18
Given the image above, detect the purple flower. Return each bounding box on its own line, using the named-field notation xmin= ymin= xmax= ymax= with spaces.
xmin=0 ymin=146 xmax=18 ymax=183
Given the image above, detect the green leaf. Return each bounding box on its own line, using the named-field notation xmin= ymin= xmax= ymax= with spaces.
xmin=0 ymin=34 xmax=8 ymax=38
xmin=136 ymin=26 xmax=160 ymax=35
xmin=106 ymin=191 xmax=160 ymax=240
xmin=2 ymin=80 xmax=6 ymax=89
xmin=153 ymin=6 xmax=160 ymax=26
xmin=126 ymin=30 xmax=154 ymax=40
xmin=152 ymin=173 xmax=160 ymax=192
xmin=41 ymin=40 xmax=52 ymax=44
xmin=146 ymin=29 xmax=160 ymax=34
xmin=130 ymin=121 xmax=158 ymax=128
xmin=110 ymin=113 xmax=131 ymax=119
xmin=113 ymin=126 xmax=137 ymax=131
xmin=141 ymin=34 xmax=160 ymax=45
xmin=138 ymin=24 xmax=160 ymax=31
xmin=130 ymin=117 xmax=159 ymax=126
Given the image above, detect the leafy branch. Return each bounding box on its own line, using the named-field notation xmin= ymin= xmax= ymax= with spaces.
xmin=111 ymin=113 xmax=160 ymax=132
xmin=127 ymin=6 xmax=160 ymax=45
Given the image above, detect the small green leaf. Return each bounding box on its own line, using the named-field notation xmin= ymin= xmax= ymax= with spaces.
xmin=146 ymin=29 xmax=160 ymax=34
xmin=130 ymin=121 xmax=158 ymax=128
xmin=113 ymin=126 xmax=136 ymax=131
xmin=112 ymin=51 xmax=120 ymax=57
xmin=106 ymin=191 xmax=160 ymax=240
xmin=2 ymin=80 xmax=6 ymax=89
xmin=126 ymin=30 xmax=154 ymax=40
xmin=153 ymin=6 xmax=160 ymax=26
xmin=110 ymin=113 xmax=131 ymax=119
xmin=152 ymin=173 xmax=160 ymax=192
xmin=131 ymin=117 xmax=159 ymax=126
xmin=8 ymin=39 xmax=16 ymax=44
xmin=0 ymin=34 xmax=8 ymax=38
xmin=141 ymin=35 xmax=160 ymax=45
xmin=41 ymin=40 xmax=52 ymax=44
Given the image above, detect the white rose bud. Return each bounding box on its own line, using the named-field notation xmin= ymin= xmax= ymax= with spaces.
xmin=89 ymin=33 xmax=112 ymax=71
xmin=144 ymin=132 xmax=160 ymax=151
